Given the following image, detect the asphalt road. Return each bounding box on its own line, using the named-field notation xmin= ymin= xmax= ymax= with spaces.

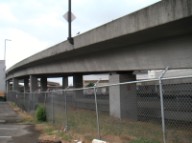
xmin=0 ymin=102 xmax=40 ymax=143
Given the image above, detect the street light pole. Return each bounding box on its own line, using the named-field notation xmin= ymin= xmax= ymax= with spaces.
xmin=67 ymin=0 xmax=73 ymax=45
xmin=4 ymin=39 xmax=11 ymax=65
xmin=68 ymin=0 xmax=72 ymax=39
xmin=63 ymin=0 xmax=75 ymax=45
xmin=4 ymin=39 xmax=11 ymax=96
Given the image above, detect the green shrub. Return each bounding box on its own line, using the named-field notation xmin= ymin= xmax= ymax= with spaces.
xmin=86 ymin=82 xmax=95 ymax=87
xmin=36 ymin=105 xmax=47 ymax=122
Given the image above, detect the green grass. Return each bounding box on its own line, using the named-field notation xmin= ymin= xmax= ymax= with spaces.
xmin=60 ymin=107 xmax=191 ymax=143
xmin=63 ymin=108 xmax=162 ymax=142
xmin=129 ymin=138 xmax=160 ymax=143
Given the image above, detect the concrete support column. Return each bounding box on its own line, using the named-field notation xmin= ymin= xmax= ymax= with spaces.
xmin=24 ymin=78 xmax=29 ymax=93
xmin=30 ymin=75 xmax=38 ymax=93
xmin=40 ymin=77 xmax=47 ymax=91
xmin=109 ymin=72 xmax=137 ymax=120
xmin=6 ymin=80 xmax=11 ymax=93
xmin=73 ymin=74 xmax=83 ymax=99
xmin=62 ymin=76 xmax=68 ymax=89
xmin=73 ymin=74 xmax=83 ymax=88
xmin=12 ymin=78 xmax=19 ymax=92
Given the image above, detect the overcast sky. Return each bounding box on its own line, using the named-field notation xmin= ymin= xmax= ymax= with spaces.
xmin=0 ymin=0 xmax=161 ymax=69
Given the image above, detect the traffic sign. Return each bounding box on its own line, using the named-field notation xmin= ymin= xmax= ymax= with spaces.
xmin=63 ymin=12 xmax=76 ymax=22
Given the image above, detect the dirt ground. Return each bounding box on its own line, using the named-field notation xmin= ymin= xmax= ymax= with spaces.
xmin=7 ymin=102 xmax=63 ymax=143
xmin=0 ymin=102 xmax=40 ymax=143
xmin=12 ymin=125 xmax=41 ymax=143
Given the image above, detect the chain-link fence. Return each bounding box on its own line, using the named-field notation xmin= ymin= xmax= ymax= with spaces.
xmin=6 ymin=75 xmax=192 ymax=143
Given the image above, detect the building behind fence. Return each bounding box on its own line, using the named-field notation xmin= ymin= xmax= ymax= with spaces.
xmin=7 ymin=75 xmax=192 ymax=143
xmin=0 ymin=60 xmax=5 ymax=98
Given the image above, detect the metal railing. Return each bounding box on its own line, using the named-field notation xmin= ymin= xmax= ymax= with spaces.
xmin=6 ymin=74 xmax=192 ymax=143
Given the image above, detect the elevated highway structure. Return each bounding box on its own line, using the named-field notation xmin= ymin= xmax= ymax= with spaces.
xmin=6 ymin=0 xmax=192 ymax=119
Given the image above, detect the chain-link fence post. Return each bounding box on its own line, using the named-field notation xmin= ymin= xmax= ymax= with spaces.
xmin=64 ymin=87 xmax=69 ymax=131
xmin=29 ymin=92 xmax=31 ymax=111
xmin=52 ymin=91 xmax=55 ymax=124
xmin=94 ymin=80 xmax=101 ymax=139
xmin=159 ymin=67 xmax=169 ymax=143
xmin=32 ymin=92 xmax=34 ymax=111
xmin=44 ymin=92 xmax=47 ymax=107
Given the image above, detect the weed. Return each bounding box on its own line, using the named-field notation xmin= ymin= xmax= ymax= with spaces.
xmin=36 ymin=105 xmax=47 ymax=122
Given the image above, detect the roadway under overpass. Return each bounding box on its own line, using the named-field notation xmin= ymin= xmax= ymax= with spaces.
xmin=6 ymin=0 xmax=192 ymax=120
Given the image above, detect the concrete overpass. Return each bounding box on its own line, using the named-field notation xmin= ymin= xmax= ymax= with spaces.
xmin=6 ymin=0 xmax=192 ymax=119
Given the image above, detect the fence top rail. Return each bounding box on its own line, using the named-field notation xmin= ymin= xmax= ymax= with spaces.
xmin=42 ymin=74 xmax=192 ymax=93
xmin=61 ymin=74 xmax=192 ymax=92
xmin=9 ymin=74 xmax=192 ymax=94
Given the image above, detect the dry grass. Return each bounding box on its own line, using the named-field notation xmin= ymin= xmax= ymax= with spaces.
xmin=9 ymin=102 xmax=35 ymax=123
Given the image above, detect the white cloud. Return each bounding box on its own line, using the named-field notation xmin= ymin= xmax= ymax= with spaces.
xmin=26 ymin=12 xmax=64 ymax=28
xmin=4 ymin=28 xmax=49 ymax=69
xmin=0 ymin=4 xmax=18 ymax=22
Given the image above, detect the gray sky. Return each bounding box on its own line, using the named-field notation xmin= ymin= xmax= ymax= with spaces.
xmin=0 ymin=0 xmax=160 ymax=69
